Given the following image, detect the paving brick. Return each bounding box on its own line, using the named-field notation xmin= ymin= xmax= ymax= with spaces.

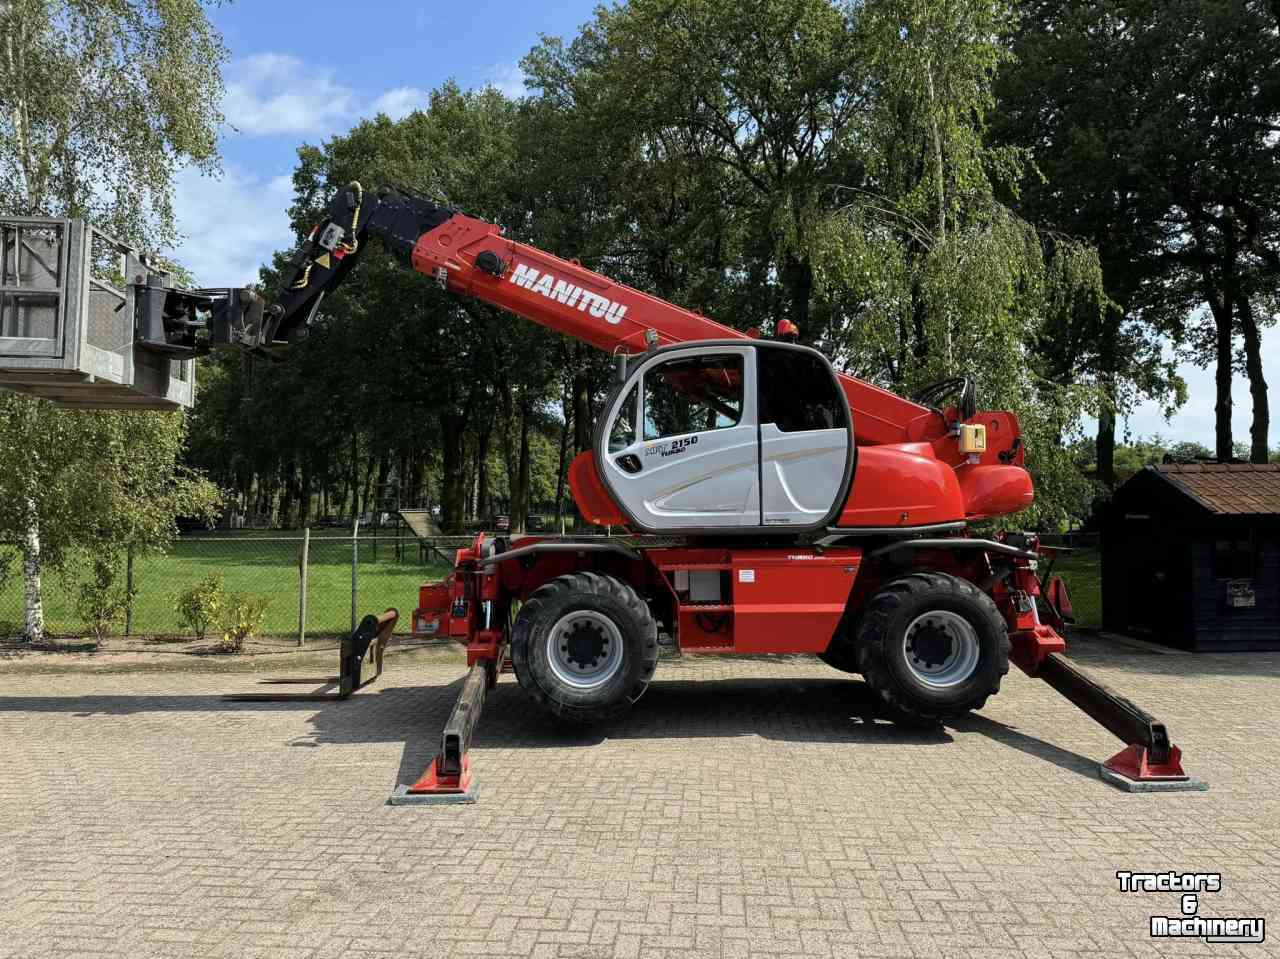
xmin=2 ymin=641 xmax=1278 ymax=957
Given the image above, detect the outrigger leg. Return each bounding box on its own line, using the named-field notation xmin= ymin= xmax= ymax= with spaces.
xmin=388 ymin=659 xmax=489 ymax=805
xmin=224 ymin=609 xmax=398 ymax=702
xmin=1011 ymin=628 xmax=1207 ymax=792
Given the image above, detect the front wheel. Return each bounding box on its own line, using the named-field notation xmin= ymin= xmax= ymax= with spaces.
xmin=511 ymin=571 xmax=659 ymax=724
xmin=856 ymin=572 xmax=1009 ymax=726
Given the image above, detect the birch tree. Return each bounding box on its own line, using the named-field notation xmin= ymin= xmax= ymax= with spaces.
xmin=0 ymin=0 xmax=226 ymax=640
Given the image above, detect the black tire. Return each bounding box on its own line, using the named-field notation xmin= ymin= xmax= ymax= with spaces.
xmin=511 ymin=571 xmax=659 ymax=724
xmin=855 ymin=571 xmax=1009 ymax=727
xmin=818 ymin=646 xmax=861 ymax=673
xmin=818 ymin=635 xmax=861 ymax=674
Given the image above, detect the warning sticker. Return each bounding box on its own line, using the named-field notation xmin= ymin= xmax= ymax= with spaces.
xmin=738 ymin=569 xmax=755 ymax=583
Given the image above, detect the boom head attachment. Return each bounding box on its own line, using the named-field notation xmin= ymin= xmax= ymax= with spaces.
xmin=268 ymin=184 xmax=454 ymax=346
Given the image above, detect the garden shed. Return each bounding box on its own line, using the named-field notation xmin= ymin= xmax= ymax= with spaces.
xmin=1102 ymin=463 xmax=1280 ymax=651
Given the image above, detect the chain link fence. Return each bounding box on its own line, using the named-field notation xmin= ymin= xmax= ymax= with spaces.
xmin=0 ymin=531 xmax=469 ymax=641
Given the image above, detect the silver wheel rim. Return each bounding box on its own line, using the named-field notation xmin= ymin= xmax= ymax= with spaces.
xmin=902 ymin=610 xmax=980 ymax=689
xmin=546 ymin=610 xmax=625 ymax=690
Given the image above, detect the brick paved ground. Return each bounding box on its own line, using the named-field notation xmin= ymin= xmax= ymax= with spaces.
xmin=2 ymin=638 xmax=1278 ymax=958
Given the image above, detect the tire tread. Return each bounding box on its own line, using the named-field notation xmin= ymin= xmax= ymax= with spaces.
xmin=855 ymin=571 xmax=1009 ymax=727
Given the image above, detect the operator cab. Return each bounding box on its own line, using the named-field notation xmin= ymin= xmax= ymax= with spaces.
xmin=596 ymin=341 xmax=854 ymax=533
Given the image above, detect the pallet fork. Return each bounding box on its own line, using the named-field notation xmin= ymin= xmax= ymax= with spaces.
xmin=224 ymin=608 xmax=398 ymax=702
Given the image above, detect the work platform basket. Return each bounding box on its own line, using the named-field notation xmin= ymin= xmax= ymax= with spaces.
xmin=0 ymin=217 xmax=195 ymax=410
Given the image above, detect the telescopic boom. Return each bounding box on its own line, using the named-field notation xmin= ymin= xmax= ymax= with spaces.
xmin=268 ymin=184 xmax=954 ymax=449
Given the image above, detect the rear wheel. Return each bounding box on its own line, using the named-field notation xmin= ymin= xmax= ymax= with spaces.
xmin=512 ymin=572 xmax=659 ymax=724
xmin=856 ymin=572 xmax=1009 ymax=726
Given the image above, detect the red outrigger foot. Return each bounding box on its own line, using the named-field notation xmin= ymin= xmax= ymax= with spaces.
xmin=1023 ymin=650 xmax=1208 ymax=793
xmin=389 ymin=754 xmax=477 ymax=805
xmin=1101 ymin=744 xmax=1207 ymax=793
xmin=388 ymin=661 xmax=487 ymax=806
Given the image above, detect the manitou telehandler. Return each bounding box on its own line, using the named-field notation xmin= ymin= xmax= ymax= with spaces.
xmin=0 ymin=184 xmax=1203 ymax=800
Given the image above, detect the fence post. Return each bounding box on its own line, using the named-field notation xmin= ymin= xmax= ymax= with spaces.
xmin=351 ymin=518 xmax=360 ymax=633
xmin=298 ymin=527 xmax=310 ymax=648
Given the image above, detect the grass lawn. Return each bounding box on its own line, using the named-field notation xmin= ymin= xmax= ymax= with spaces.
xmin=1047 ymin=548 xmax=1101 ymax=628
xmin=1 ymin=535 xmax=452 ymax=639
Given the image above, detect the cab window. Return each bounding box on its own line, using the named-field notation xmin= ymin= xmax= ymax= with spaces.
xmin=758 ymin=348 xmax=844 ymax=432
xmin=608 ymin=384 xmax=638 ymax=452
xmin=642 ymin=354 xmax=743 ymax=441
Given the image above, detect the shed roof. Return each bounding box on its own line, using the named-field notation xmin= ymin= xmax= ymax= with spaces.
xmin=1150 ymin=463 xmax=1280 ymax=515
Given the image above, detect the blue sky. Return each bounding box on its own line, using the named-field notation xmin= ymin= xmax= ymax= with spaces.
xmin=171 ymin=0 xmax=600 ymax=288
xmin=170 ymin=0 xmax=1276 ymax=450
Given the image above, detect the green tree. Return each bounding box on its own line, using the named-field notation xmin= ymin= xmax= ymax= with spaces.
xmin=0 ymin=396 xmax=220 ymax=639
xmin=253 ymin=85 xmax=548 ymax=534
xmin=0 ymin=0 xmax=226 ymax=640
xmin=806 ymin=0 xmax=1106 ymax=527
xmin=998 ymin=0 xmax=1280 ymax=468
xmin=995 ymin=0 xmax=1189 ymax=485
xmin=531 ymin=0 xmax=865 ymax=342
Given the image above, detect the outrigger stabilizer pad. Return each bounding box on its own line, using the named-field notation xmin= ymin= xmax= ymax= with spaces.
xmin=1033 ymin=652 xmax=1208 ymax=793
xmin=389 ymin=660 xmax=487 ymax=805
xmin=1101 ymin=744 xmax=1208 ymax=793
xmin=223 ymin=608 xmax=398 ymax=702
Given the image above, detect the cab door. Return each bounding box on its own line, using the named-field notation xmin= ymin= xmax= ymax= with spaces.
xmin=756 ymin=344 xmax=853 ymax=528
xmin=598 ymin=345 xmax=760 ymax=531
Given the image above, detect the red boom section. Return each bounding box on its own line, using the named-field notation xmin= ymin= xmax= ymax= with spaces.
xmin=411 ymin=214 xmax=945 ymax=447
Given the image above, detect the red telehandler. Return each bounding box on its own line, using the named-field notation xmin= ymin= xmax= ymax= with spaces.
xmin=151 ymin=183 xmax=1201 ymax=799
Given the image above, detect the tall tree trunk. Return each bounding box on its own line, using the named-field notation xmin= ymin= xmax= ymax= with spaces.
xmin=1208 ymin=292 xmax=1235 ymax=462
xmin=910 ymin=278 xmax=929 ymax=365
xmin=298 ymin=467 xmax=312 ymax=527
xmin=348 ymin=434 xmax=361 ymax=522
xmin=21 ymin=507 xmax=43 ymax=643
xmin=512 ymin=398 xmax=533 ymax=533
xmin=361 ymin=457 xmax=376 ymax=524
xmin=573 ymin=354 xmax=592 ymax=454
xmin=780 ymin=254 xmax=813 ymax=337
xmin=1096 ymin=318 xmax=1120 ymax=486
xmin=410 ymin=448 xmax=426 ymax=508
xmin=460 ymin=438 xmax=474 ymax=524
xmin=1096 ymin=384 xmax=1118 ymax=487
xmin=498 ymin=378 xmax=517 ymax=500
xmin=280 ymin=465 xmax=295 ymax=529
xmin=439 ymin=412 xmax=468 ymax=534
xmin=1238 ymin=295 xmax=1270 ymax=463
xmin=475 ymin=414 xmax=493 ymax=523
xmin=555 ymin=381 xmax=572 ymax=533
xmin=375 ymin=451 xmax=390 ymax=517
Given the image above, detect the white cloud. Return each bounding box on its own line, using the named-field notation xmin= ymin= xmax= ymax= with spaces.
xmin=169 ymin=165 xmax=295 ymax=287
xmin=370 ymin=86 xmax=429 ymax=121
xmin=224 ymin=51 xmax=526 ymax=139
xmin=482 ymin=61 xmax=527 ymax=99
xmin=223 ymin=53 xmax=358 ymax=136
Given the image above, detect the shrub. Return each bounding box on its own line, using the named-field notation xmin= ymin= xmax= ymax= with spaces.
xmin=76 ymin=557 xmax=134 ymax=645
xmin=218 ymin=592 xmax=269 ymax=653
xmin=177 ymin=572 xmax=225 ymax=641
